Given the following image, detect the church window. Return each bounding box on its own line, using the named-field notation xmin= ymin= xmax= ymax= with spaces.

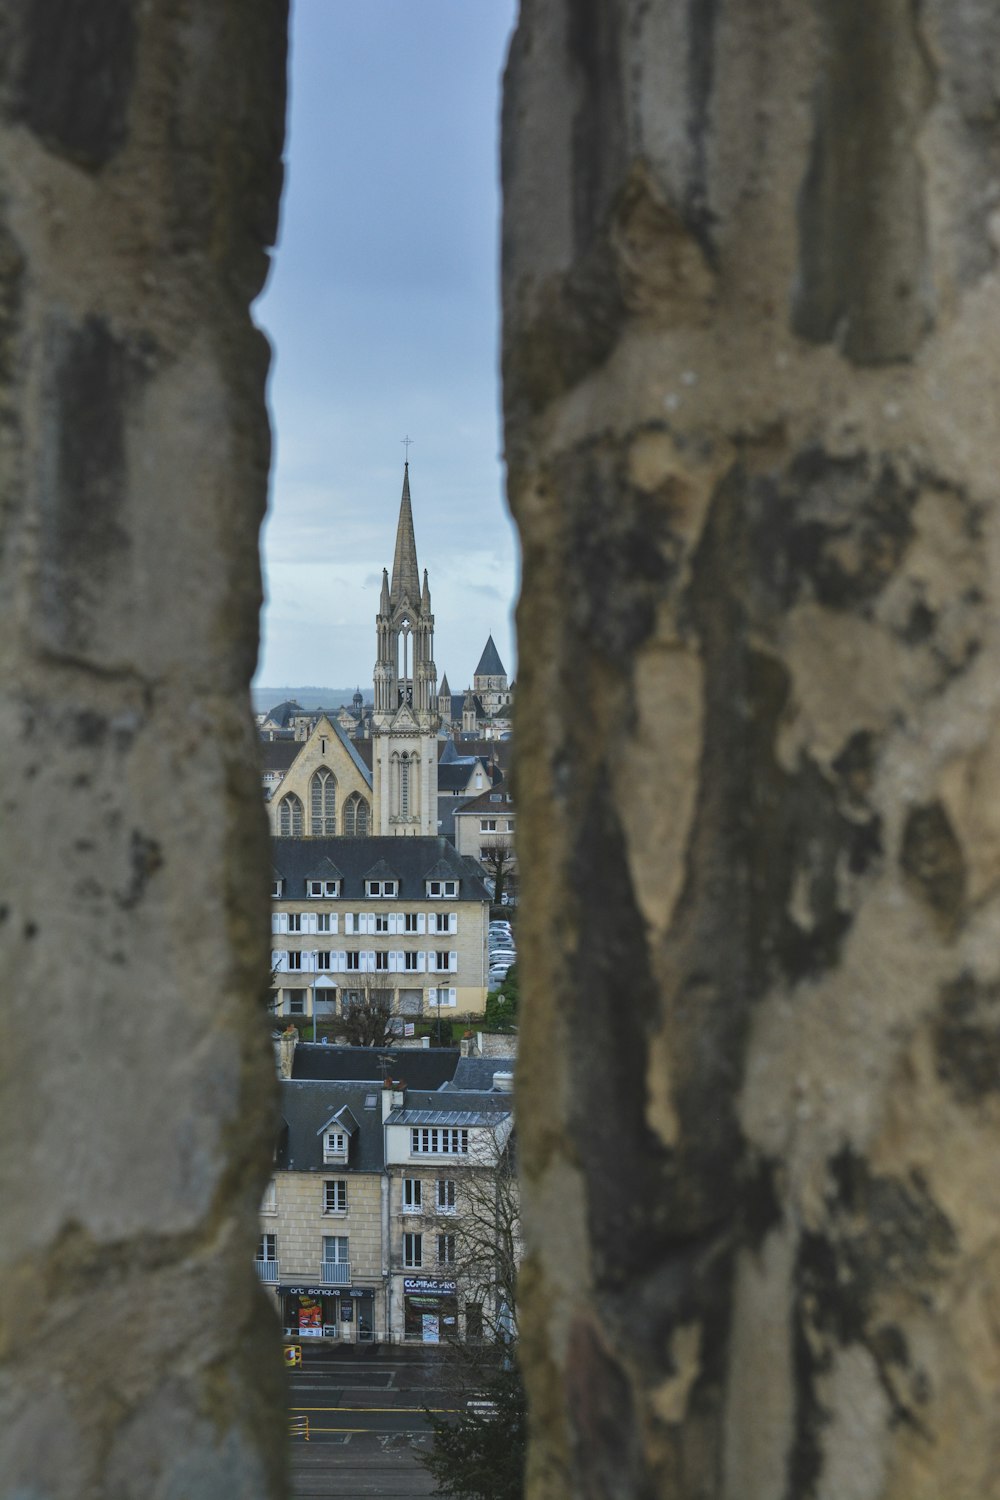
xmin=278 ymin=793 xmax=304 ymax=837
xmin=400 ymin=755 xmax=410 ymax=817
xmin=311 ymin=768 xmax=337 ymax=834
xmin=343 ymin=793 xmax=370 ymax=838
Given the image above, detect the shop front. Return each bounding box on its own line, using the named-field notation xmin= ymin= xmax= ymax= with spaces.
xmin=402 ymin=1278 xmax=458 ymax=1343
xmin=279 ymin=1285 xmax=377 ymax=1342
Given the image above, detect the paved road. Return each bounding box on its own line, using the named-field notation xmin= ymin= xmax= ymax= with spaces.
xmin=286 ymin=1344 xmax=458 ymax=1498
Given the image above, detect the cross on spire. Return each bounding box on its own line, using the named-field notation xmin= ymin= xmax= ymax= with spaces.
xmin=401 ymin=434 xmax=414 ymax=461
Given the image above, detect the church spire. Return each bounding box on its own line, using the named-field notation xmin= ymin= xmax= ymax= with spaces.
xmin=390 ymin=463 xmax=421 ymax=607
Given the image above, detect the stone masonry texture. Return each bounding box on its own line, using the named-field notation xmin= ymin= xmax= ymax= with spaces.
xmin=502 ymin=3 xmax=1000 ymax=1498
xmin=0 ymin=4 xmax=289 ymax=1497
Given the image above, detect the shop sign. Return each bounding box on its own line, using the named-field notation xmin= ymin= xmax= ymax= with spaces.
xmin=404 ymin=1277 xmax=457 ymax=1294
xmin=279 ymin=1286 xmax=331 ymax=1297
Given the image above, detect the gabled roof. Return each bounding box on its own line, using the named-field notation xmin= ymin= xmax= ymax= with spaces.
xmin=317 ymin=1104 xmax=359 ymax=1137
xmin=363 ymin=857 xmax=399 ymax=883
xmin=474 ymin=635 xmax=506 ymax=679
xmin=423 ymin=858 xmax=458 ymax=881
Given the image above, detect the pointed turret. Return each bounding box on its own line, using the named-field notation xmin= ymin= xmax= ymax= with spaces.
xmin=474 ymin=633 xmax=506 ymax=679
xmin=390 ymin=463 xmax=421 ymax=607
xmin=421 ymin=567 xmax=431 ymax=610
xmin=439 ymin=672 xmax=451 ymax=698
xmin=379 ymin=567 xmax=391 ymax=613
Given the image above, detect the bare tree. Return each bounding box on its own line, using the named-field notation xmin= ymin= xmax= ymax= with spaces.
xmin=337 ymin=986 xmax=396 ymax=1047
xmin=421 ymin=1128 xmax=525 ymax=1499
xmin=479 ymin=836 xmax=517 ymax=908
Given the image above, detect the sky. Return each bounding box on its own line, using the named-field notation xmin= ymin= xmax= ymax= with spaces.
xmin=254 ymin=1 xmax=520 ymax=697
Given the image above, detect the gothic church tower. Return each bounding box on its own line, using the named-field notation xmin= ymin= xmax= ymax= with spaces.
xmin=372 ymin=464 xmax=439 ymax=834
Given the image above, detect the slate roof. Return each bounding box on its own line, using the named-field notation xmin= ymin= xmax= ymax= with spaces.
xmin=263 ymin=699 xmax=302 ymax=728
xmin=442 ymin=1057 xmax=517 ymax=1092
xmin=384 ymin=1087 xmax=513 ymax=1127
xmin=258 ymin=739 xmax=302 ymax=772
xmin=303 ymin=854 xmax=344 ymax=881
xmin=291 ymin=1043 xmax=461 ymax=1088
xmin=453 ymin=786 xmax=515 ymax=818
xmin=437 ymin=763 xmax=483 ymax=793
xmin=272 ymin=837 xmax=489 ymax=900
xmin=327 ymin=717 xmax=373 ymax=788
xmin=274 ymin=1080 xmax=386 ymax=1173
xmin=474 ymin=635 xmax=506 ymax=679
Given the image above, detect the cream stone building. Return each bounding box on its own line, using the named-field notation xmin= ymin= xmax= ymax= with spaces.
xmin=258 ymin=1080 xmax=386 ymax=1342
xmin=270 ymin=835 xmax=491 ymax=1024
xmin=267 ymin=715 xmax=373 ymax=838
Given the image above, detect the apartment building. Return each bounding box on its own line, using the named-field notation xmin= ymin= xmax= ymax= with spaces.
xmin=270 ymin=836 xmax=491 ymax=1025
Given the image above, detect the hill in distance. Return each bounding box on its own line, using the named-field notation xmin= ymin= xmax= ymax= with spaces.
xmin=253 ymin=686 xmax=373 ymax=714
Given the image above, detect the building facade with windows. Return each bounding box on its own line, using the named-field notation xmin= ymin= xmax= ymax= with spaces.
xmin=258 ymin=1081 xmax=387 ymax=1343
xmin=270 ymin=836 xmax=491 ymax=1025
xmin=256 ymin=1050 xmax=516 ymax=1346
xmin=383 ymin=1082 xmax=515 ymax=1344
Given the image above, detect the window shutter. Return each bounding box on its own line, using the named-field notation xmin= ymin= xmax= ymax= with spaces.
xmin=330 ymin=913 xmax=339 ymax=934
xmin=388 ymin=951 xmax=398 ymax=973
xmin=447 ymin=988 xmax=457 ymax=1007
xmin=271 ymin=951 xmax=287 ymax=972
xmin=449 ymin=951 xmax=458 ymax=972
xmin=366 ymin=912 xmax=376 ymax=933
xmin=272 ymin=912 xmax=288 ymax=934
xmin=449 ymin=912 xmax=457 ymax=935
xmin=428 ymin=987 xmax=438 ymax=1006
xmin=335 ymin=950 xmax=347 ymax=971
xmin=303 ymin=951 xmax=316 ymax=972
xmin=303 ymin=912 xmax=318 ymax=934
xmin=345 ymin=913 xmax=355 ymax=935
xmin=417 ymin=913 xmax=426 ymax=935
xmin=417 ymin=951 xmax=427 ymax=972
xmin=366 ymin=950 xmax=376 ymax=972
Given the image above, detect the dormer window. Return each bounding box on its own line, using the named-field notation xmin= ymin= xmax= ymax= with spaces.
xmin=426 ymin=879 xmax=458 ymax=899
xmin=308 ymin=879 xmax=340 ymax=898
xmin=323 ymin=1129 xmax=348 ymax=1164
xmin=271 ymin=880 xmax=283 ymax=898
xmin=366 ymin=879 xmax=397 ymax=898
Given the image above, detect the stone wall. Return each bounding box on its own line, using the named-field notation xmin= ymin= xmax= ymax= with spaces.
xmin=502 ymin=3 xmax=1000 ymax=1497
xmin=0 ymin=4 xmax=289 ymax=1496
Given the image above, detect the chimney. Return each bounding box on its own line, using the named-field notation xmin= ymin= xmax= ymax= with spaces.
xmin=381 ymin=1079 xmax=405 ymax=1121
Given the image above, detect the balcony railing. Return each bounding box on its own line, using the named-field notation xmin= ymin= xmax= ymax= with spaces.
xmin=321 ymin=1261 xmax=351 ymax=1285
xmin=255 ymin=1259 xmax=280 ymax=1283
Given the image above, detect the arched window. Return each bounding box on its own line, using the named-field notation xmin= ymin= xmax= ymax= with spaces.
xmin=343 ymin=794 xmax=370 ymax=838
xmin=278 ymin=793 xmax=303 ymax=837
xmin=310 ymin=768 xmax=336 ymax=835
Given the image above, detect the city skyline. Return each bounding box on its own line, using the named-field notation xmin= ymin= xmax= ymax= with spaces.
xmin=253 ymin=2 xmax=519 ymax=697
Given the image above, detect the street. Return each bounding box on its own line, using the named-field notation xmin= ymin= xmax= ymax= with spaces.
xmin=286 ymin=1343 xmax=457 ymax=1498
